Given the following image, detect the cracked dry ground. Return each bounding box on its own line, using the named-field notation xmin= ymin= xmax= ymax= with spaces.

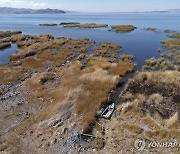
xmin=0 ymin=31 xmax=135 ymax=153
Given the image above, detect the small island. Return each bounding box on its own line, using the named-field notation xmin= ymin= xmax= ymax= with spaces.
xmin=60 ymin=22 xmax=108 ymax=28
xmin=111 ymin=25 xmax=137 ymax=32
xmin=39 ymin=23 xmax=58 ymax=26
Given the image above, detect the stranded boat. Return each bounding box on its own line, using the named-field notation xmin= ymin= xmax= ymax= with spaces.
xmin=101 ymin=103 xmax=115 ymax=119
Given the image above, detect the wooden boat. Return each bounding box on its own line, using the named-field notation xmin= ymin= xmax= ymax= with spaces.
xmin=101 ymin=103 xmax=115 ymax=119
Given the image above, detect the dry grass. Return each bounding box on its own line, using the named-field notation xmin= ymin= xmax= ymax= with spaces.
xmin=86 ymin=56 xmax=134 ymax=76
xmin=108 ymin=61 xmax=134 ymax=76
xmin=94 ymin=42 xmax=121 ymax=58
xmin=61 ymin=23 xmax=108 ymax=28
xmin=0 ymin=32 xmax=136 ymax=153
xmin=161 ymin=40 xmax=180 ymax=49
xmin=90 ymin=70 xmax=180 ymax=153
xmin=75 ymin=68 xmax=119 ymax=130
xmin=0 ymin=31 xmax=22 ymax=38
xmin=0 ymin=41 xmax=11 ymax=49
xmin=20 ymin=57 xmax=43 ymax=69
xmin=166 ymin=112 xmax=179 ymax=128
xmin=0 ymin=66 xmax=24 ymax=84
xmin=120 ymin=54 xmax=134 ymax=62
xmin=22 ymin=62 xmax=119 ymax=132
xmin=22 ymin=54 xmax=134 ymax=132
xmin=144 ymin=51 xmax=180 ymax=71
xmin=111 ymin=25 xmax=137 ymax=32
xmin=111 ymin=92 xmax=180 ymax=151
xmin=9 ymin=36 xmax=91 ymax=69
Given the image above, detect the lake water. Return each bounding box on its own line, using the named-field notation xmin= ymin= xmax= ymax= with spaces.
xmin=0 ymin=13 xmax=180 ymax=69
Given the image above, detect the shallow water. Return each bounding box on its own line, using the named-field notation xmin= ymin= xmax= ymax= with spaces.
xmin=0 ymin=13 xmax=179 ymax=69
xmin=0 ymin=43 xmax=18 ymax=65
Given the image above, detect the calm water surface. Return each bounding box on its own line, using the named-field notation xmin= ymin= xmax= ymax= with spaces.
xmin=0 ymin=13 xmax=180 ymax=69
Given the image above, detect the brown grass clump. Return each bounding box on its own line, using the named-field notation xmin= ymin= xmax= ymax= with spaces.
xmin=144 ymin=51 xmax=180 ymax=71
xmin=79 ymin=23 xmax=108 ymax=28
xmin=161 ymin=40 xmax=180 ymax=49
xmin=60 ymin=22 xmax=108 ymax=28
xmin=120 ymin=54 xmax=134 ymax=62
xmin=61 ymin=23 xmax=108 ymax=28
xmin=0 ymin=66 xmax=24 ymax=84
xmin=20 ymin=57 xmax=43 ymax=69
xmin=0 ymin=31 xmax=22 ymax=38
xmin=0 ymin=41 xmax=11 ymax=49
xmin=86 ymin=55 xmax=134 ymax=77
xmin=94 ymin=42 xmax=121 ymax=57
xmin=9 ymin=36 xmax=91 ymax=69
xmin=75 ymin=68 xmax=119 ymax=130
xmin=111 ymin=25 xmax=137 ymax=32
xmin=108 ymin=61 xmax=134 ymax=76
